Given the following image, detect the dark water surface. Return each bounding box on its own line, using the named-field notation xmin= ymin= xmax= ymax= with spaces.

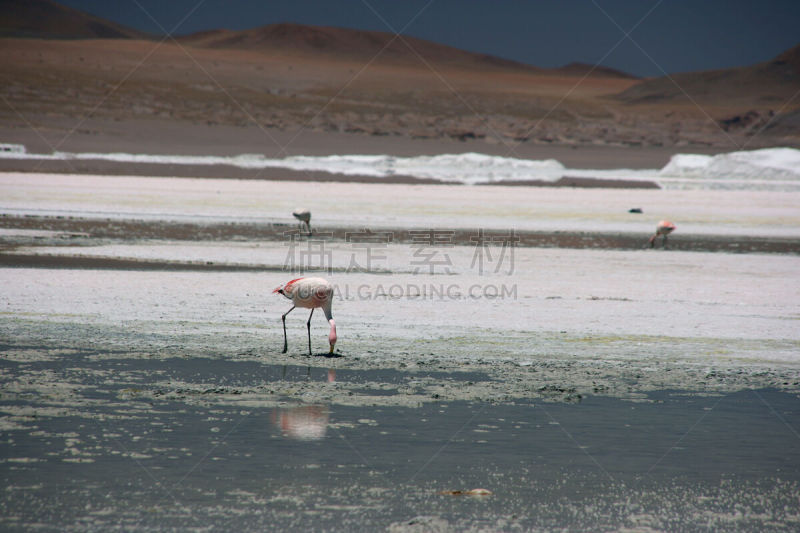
xmin=2 ymin=353 xmax=799 ymax=531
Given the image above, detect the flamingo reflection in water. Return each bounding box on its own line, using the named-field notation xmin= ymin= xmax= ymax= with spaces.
xmin=271 ymin=405 xmax=329 ymax=441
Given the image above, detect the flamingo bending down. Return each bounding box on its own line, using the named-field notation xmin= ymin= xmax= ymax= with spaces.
xmin=649 ymin=220 xmax=676 ymax=248
xmin=274 ymin=277 xmax=337 ymax=355
xmin=292 ymin=208 xmax=312 ymax=235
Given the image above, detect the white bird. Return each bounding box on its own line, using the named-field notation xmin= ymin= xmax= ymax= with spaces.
xmin=292 ymin=208 xmax=312 ymax=235
xmin=649 ymin=220 xmax=676 ymax=248
xmin=274 ymin=277 xmax=337 ymax=355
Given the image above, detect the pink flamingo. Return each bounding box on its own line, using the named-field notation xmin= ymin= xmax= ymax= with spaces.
xmin=274 ymin=277 xmax=337 ymax=355
xmin=649 ymin=220 xmax=676 ymax=248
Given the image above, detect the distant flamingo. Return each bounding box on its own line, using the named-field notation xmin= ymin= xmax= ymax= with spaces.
xmin=649 ymin=220 xmax=676 ymax=248
xmin=274 ymin=277 xmax=337 ymax=355
xmin=292 ymin=208 xmax=312 ymax=235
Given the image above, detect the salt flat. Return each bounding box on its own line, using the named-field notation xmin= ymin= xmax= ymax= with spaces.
xmin=2 ymin=172 xmax=800 ymax=236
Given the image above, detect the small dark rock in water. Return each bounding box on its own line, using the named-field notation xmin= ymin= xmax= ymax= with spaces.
xmin=439 ymin=488 xmax=492 ymax=496
xmin=628 ymin=208 xmax=643 ymax=214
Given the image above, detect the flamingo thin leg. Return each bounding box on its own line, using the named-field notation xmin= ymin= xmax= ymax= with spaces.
xmin=281 ymin=306 xmax=295 ymax=353
xmin=306 ymin=308 xmax=315 ymax=356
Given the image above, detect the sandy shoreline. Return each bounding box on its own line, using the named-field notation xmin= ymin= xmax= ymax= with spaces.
xmin=0 ymin=116 xmax=728 ymax=169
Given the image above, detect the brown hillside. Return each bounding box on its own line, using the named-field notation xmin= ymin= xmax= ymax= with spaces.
xmin=0 ymin=0 xmax=147 ymax=39
xmin=178 ymin=22 xmax=546 ymax=73
xmin=616 ymin=44 xmax=800 ymax=105
xmin=0 ymin=4 xmax=796 ymax=149
xmin=554 ymin=62 xmax=638 ymax=80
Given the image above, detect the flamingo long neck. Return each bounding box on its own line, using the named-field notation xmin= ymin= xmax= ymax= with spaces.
xmin=323 ymin=303 xmax=336 ymax=349
xmin=328 ymin=319 xmax=337 ymax=347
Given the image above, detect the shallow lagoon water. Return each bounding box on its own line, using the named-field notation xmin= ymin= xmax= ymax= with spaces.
xmin=2 ymin=351 xmax=799 ymax=531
